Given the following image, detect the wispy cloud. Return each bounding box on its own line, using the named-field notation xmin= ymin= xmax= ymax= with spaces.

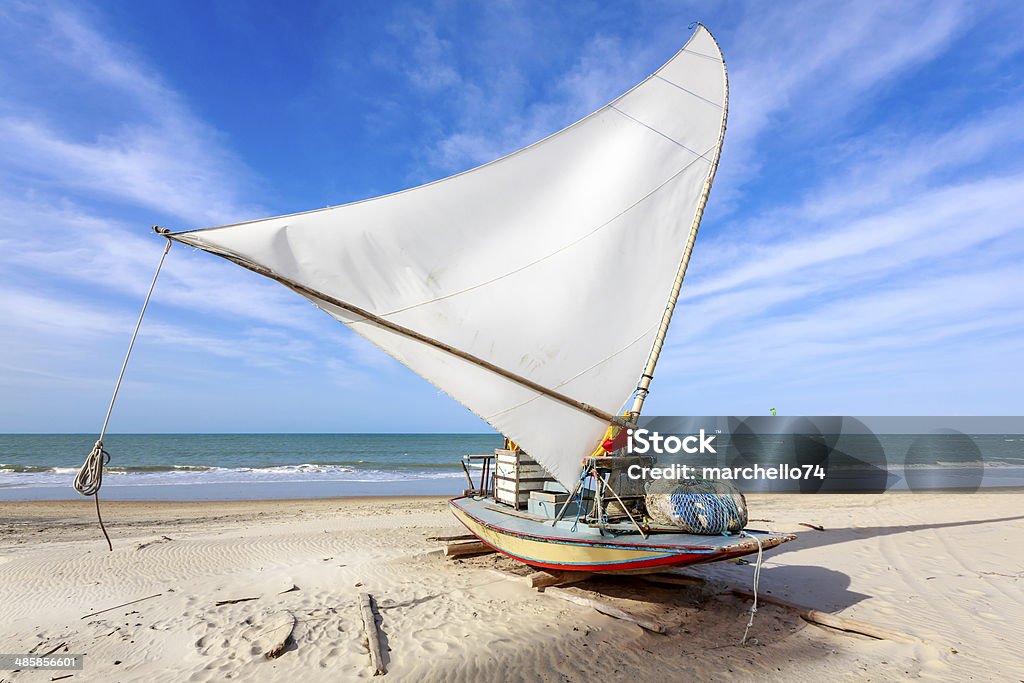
xmin=0 ymin=3 xmax=395 ymax=430
xmin=712 ymin=1 xmax=970 ymax=208
xmin=368 ymin=3 xmax=657 ymax=176
xmin=652 ymin=116 xmax=1024 ymax=414
xmin=0 ymin=4 xmax=260 ymax=227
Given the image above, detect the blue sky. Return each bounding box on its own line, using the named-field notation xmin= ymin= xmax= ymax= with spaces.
xmin=1 ymin=1 xmax=1022 ymax=433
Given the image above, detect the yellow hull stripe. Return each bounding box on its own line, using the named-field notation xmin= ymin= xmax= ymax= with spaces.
xmin=451 ymin=506 xmax=673 ymax=567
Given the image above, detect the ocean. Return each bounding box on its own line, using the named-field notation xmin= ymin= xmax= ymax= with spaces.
xmin=1 ymin=432 xmax=1021 ymax=501
xmin=0 ymin=433 xmax=502 ymax=501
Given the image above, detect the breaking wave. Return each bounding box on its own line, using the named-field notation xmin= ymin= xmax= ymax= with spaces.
xmin=0 ymin=462 xmax=462 ymax=488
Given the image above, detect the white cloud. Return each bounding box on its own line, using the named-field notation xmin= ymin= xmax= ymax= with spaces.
xmin=0 ymin=5 xmax=260 ymax=226
xmin=423 ymin=31 xmax=652 ymax=173
xmin=650 ymin=117 xmax=1024 ymax=414
xmin=712 ymin=1 xmax=969 ymax=207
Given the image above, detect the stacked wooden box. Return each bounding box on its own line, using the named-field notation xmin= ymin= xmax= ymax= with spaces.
xmin=493 ymin=449 xmax=552 ymax=509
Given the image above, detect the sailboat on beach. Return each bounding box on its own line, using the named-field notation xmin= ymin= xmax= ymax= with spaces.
xmin=79 ymin=24 xmax=793 ymax=570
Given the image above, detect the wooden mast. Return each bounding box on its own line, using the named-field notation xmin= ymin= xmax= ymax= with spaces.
xmin=628 ymin=25 xmax=729 ymax=422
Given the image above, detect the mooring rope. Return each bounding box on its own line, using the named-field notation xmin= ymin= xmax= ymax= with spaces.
xmin=739 ymin=531 xmax=764 ymax=646
xmin=74 ymin=238 xmax=172 ymax=550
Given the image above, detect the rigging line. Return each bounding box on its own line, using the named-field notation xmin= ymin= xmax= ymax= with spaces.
xmin=354 ymin=149 xmax=715 ymax=322
xmin=653 ymin=74 xmax=724 ymax=109
xmin=608 ymin=105 xmax=712 ymax=161
xmin=74 ymin=238 xmax=172 ymax=550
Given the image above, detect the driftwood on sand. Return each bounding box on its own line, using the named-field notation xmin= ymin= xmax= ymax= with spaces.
xmin=730 ymin=588 xmax=919 ymax=643
xmin=214 ymin=596 xmax=260 ymax=606
xmin=80 ymin=593 xmax=163 ymax=620
xmin=359 ymin=592 xmax=387 ymax=675
xmin=485 ymin=567 xmax=663 ymax=633
xmin=545 ymin=587 xmax=667 ymax=634
xmin=262 ymin=611 xmax=296 ymax=659
xmin=238 ymin=610 xmax=295 ymax=660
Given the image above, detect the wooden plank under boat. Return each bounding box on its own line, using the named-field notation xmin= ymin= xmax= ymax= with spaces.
xmin=449 ymin=496 xmax=796 ymax=574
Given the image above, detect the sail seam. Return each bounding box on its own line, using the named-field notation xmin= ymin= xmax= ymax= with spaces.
xmin=482 ymin=324 xmax=658 ymax=422
xmin=682 ymin=48 xmax=723 ymax=62
xmin=351 ymin=148 xmax=714 ymax=323
xmin=608 ymin=105 xmax=711 ymax=161
xmin=653 ymin=74 xmax=723 ymax=109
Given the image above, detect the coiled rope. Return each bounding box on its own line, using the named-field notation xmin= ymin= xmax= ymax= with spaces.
xmin=739 ymin=530 xmax=764 ymax=646
xmin=74 ymin=237 xmax=172 ymax=550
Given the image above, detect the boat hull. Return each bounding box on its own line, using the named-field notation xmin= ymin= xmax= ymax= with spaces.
xmin=449 ymin=496 xmax=794 ymax=574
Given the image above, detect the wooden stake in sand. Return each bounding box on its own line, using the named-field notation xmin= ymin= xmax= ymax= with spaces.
xmin=545 ymin=587 xmax=666 ymax=634
xmin=730 ymin=589 xmax=919 ymax=643
xmin=443 ymin=540 xmax=494 ymax=558
xmin=359 ymin=592 xmax=387 ymax=676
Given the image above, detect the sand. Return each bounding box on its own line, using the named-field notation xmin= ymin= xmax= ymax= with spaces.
xmin=1 ymin=492 xmax=1022 ymax=681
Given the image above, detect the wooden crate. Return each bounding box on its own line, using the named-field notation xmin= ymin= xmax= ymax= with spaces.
xmin=493 ymin=449 xmax=553 ymax=509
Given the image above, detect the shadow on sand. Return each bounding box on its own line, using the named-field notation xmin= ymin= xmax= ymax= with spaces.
xmin=772 ymin=513 xmax=1024 ymax=555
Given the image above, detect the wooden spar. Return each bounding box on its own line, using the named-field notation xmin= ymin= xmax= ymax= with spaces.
xmin=161 ymin=230 xmax=624 ymax=429
xmin=628 ymin=26 xmax=729 ymax=422
xmin=460 ymin=459 xmax=474 ymax=489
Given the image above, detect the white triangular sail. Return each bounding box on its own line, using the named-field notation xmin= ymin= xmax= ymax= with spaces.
xmin=169 ymin=26 xmax=728 ymax=488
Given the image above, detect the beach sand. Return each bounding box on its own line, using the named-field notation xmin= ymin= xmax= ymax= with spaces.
xmin=1 ymin=493 xmax=1021 ymax=681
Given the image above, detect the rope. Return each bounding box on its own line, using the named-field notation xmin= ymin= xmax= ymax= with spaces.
xmin=570 ymin=469 xmax=587 ymax=532
xmin=74 ymin=238 xmax=172 ymax=550
xmin=739 ymin=531 xmax=764 ymax=646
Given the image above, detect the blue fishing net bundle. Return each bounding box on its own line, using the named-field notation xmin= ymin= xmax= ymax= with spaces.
xmin=644 ymin=473 xmax=747 ymax=534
